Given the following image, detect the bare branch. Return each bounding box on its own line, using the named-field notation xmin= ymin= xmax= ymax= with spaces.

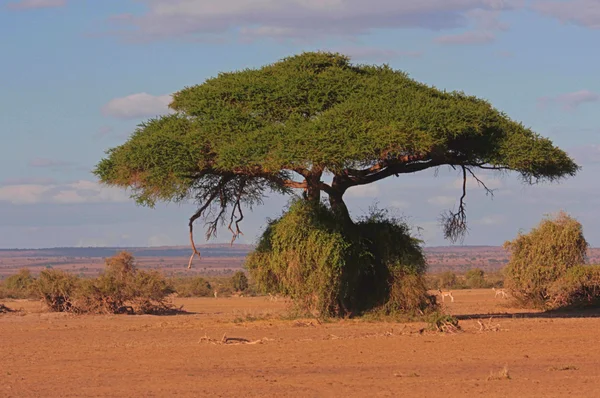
xmin=464 ymin=167 xmax=495 ymax=197
xmin=440 ymin=166 xmax=468 ymax=243
xmin=187 ymin=187 xmax=223 ymax=269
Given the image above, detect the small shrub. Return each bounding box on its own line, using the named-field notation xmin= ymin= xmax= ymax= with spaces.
xmin=33 ymin=269 xmax=79 ymax=312
xmin=439 ymin=271 xmax=458 ymax=289
xmin=33 ymin=252 xmax=176 ymax=315
xmin=231 ymin=271 xmax=249 ymax=292
xmin=1 ymin=269 xmax=36 ymax=299
xmin=465 ymin=268 xmax=487 ymax=289
xmin=172 ymin=276 xmax=213 ymax=297
xmin=504 ymin=211 xmax=589 ymax=308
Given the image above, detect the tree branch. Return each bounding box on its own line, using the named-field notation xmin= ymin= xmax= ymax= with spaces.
xmin=440 ymin=165 xmax=468 ymax=243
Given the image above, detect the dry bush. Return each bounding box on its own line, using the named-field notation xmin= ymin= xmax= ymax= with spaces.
xmin=487 ymin=365 xmax=511 ymax=381
xmin=504 ymin=211 xmax=589 ymax=308
xmin=33 ymin=252 xmax=176 ymax=315
xmin=33 ymin=269 xmax=80 ymax=312
xmin=426 ymin=312 xmax=460 ymax=333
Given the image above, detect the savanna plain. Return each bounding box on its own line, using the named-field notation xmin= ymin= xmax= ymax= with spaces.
xmin=2 ymin=289 xmax=600 ymax=398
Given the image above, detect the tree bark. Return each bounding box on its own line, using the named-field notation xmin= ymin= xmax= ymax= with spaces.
xmin=329 ymin=175 xmax=353 ymax=226
xmin=304 ymin=170 xmax=323 ymax=204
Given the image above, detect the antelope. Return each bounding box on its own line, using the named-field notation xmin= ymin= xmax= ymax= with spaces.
xmin=213 ymin=290 xmax=218 ymax=299
xmin=438 ymin=289 xmax=455 ymax=303
xmin=492 ymin=287 xmax=508 ymax=299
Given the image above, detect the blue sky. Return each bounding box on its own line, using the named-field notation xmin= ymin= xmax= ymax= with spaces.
xmin=1 ymin=0 xmax=599 ymax=249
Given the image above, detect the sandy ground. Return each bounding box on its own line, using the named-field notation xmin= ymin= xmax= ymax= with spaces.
xmin=2 ymin=289 xmax=600 ymax=397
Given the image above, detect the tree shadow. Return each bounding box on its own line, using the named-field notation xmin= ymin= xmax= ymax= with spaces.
xmin=456 ymin=307 xmax=600 ymax=320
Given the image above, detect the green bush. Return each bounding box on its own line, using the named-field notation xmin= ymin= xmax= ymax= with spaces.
xmin=438 ymin=271 xmax=459 ymax=289
xmin=504 ymin=211 xmax=589 ymax=308
xmin=547 ymin=265 xmax=600 ymax=308
xmin=245 ymin=200 xmax=434 ymax=317
xmin=231 ymin=271 xmax=249 ymax=292
xmin=465 ymin=268 xmax=487 ymax=289
xmin=0 ymin=268 xmax=35 ymax=299
xmin=171 ymin=276 xmax=213 ymax=297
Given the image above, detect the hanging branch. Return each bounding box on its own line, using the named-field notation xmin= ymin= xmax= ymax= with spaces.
xmin=187 ymin=176 xmax=232 ymax=269
xmin=440 ymin=165 xmax=468 ymax=243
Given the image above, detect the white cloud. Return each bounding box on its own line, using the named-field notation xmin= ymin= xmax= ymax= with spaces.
xmin=568 ymin=144 xmax=600 ymax=165
xmin=147 ymin=234 xmax=176 ymax=247
xmin=435 ymin=30 xmax=496 ymax=44
xmin=533 ymin=0 xmax=600 ymax=29
xmin=473 ymin=214 xmax=506 ymax=225
xmin=110 ymin=0 xmax=525 ymax=42
xmin=28 ymin=157 xmax=72 ymax=168
xmin=538 ymin=90 xmax=600 ymax=111
xmin=6 ymin=0 xmax=66 ymax=10
xmin=390 ymin=199 xmax=410 ymax=209
xmin=0 ymin=180 xmax=130 ymax=205
xmin=427 ymin=195 xmax=457 ymax=207
xmin=346 ymin=184 xmax=380 ymax=198
xmin=101 ymin=92 xmax=173 ymax=119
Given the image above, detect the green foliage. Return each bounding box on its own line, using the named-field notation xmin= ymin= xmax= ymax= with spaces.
xmin=547 ymin=265 xmax=600 ymax=308
xmin=94 ymin=51 xmax=579 ymax=243
xmin=504 ymin=211 xmax=589 ymax=308
xmin=465 ymin=268 xmax=487 ymax=289
xmin=33 ymin=269 xmax=79 ymax=312
xmin=0 ymin=268 xmax=35 ymax=299
xmin=438 ymin=271 xmax=459 ymax=289
xmin=171 ymin=276 xmax=213 ymax=297
xmin=231 ymin=271 xmax=249 ymax=292
xmin=245 ymin=200 xmax=433 ymax=317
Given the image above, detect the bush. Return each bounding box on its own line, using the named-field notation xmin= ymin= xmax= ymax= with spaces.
xmin=465 ymin=268 xmax=487 ymax=289
xmin=33 ymin=269 xmax=79 ymax=312
xmin=0 ymin=268 xmax=35 ymax=299
xmin=231 ymin=271 xmax=249 ymax=292
xmin=504 ymin=211 xmax=589 ymax=308
xmin=33 ymin=252 xmax=176 ymax=314
xmin=172 ymin=276 xmax=213 ymax=297
xmin=245 ymin=200 xmax=434 ymax=317
xmin=438 ymin=271 xmax=459 ymax=289
xmin=547 ymin=265 xmax=600 ymax=308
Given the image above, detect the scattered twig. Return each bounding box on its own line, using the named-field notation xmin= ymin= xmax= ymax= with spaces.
xmin=198 ymin=333 xmax=273 ymax=345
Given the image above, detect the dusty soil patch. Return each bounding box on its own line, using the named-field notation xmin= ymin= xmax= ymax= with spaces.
xmin=2 ymin=290 xmax=600 ymax=397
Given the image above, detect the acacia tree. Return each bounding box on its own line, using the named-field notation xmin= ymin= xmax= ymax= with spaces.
xmin=94 ymin=52 xmax=579 ymax=268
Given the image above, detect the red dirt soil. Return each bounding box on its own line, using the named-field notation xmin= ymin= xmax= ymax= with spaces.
xmin=2 ymin=290 xmax=600 ymax=397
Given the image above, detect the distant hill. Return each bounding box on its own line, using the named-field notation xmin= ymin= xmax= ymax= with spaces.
xmin=1 ymin=245 xmax=598 ymax=277
xmin=0 ymin=244 xmax=253 ymax=259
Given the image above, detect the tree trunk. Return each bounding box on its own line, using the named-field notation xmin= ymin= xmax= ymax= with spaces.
xmin=328 ymin=190 xmax=353 ymax=226
xmin=304 ymin=170 xmax=323 ymax=204
xmin=329 ymin=175 xmax=353 ymax=226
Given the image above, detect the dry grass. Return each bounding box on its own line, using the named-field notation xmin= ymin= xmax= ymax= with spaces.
xmin=487 ymin=365 xmax=511 ymax=381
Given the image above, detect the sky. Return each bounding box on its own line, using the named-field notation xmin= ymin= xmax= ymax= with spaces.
xmin=0 ymin=0 xmax=599 ymax=249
